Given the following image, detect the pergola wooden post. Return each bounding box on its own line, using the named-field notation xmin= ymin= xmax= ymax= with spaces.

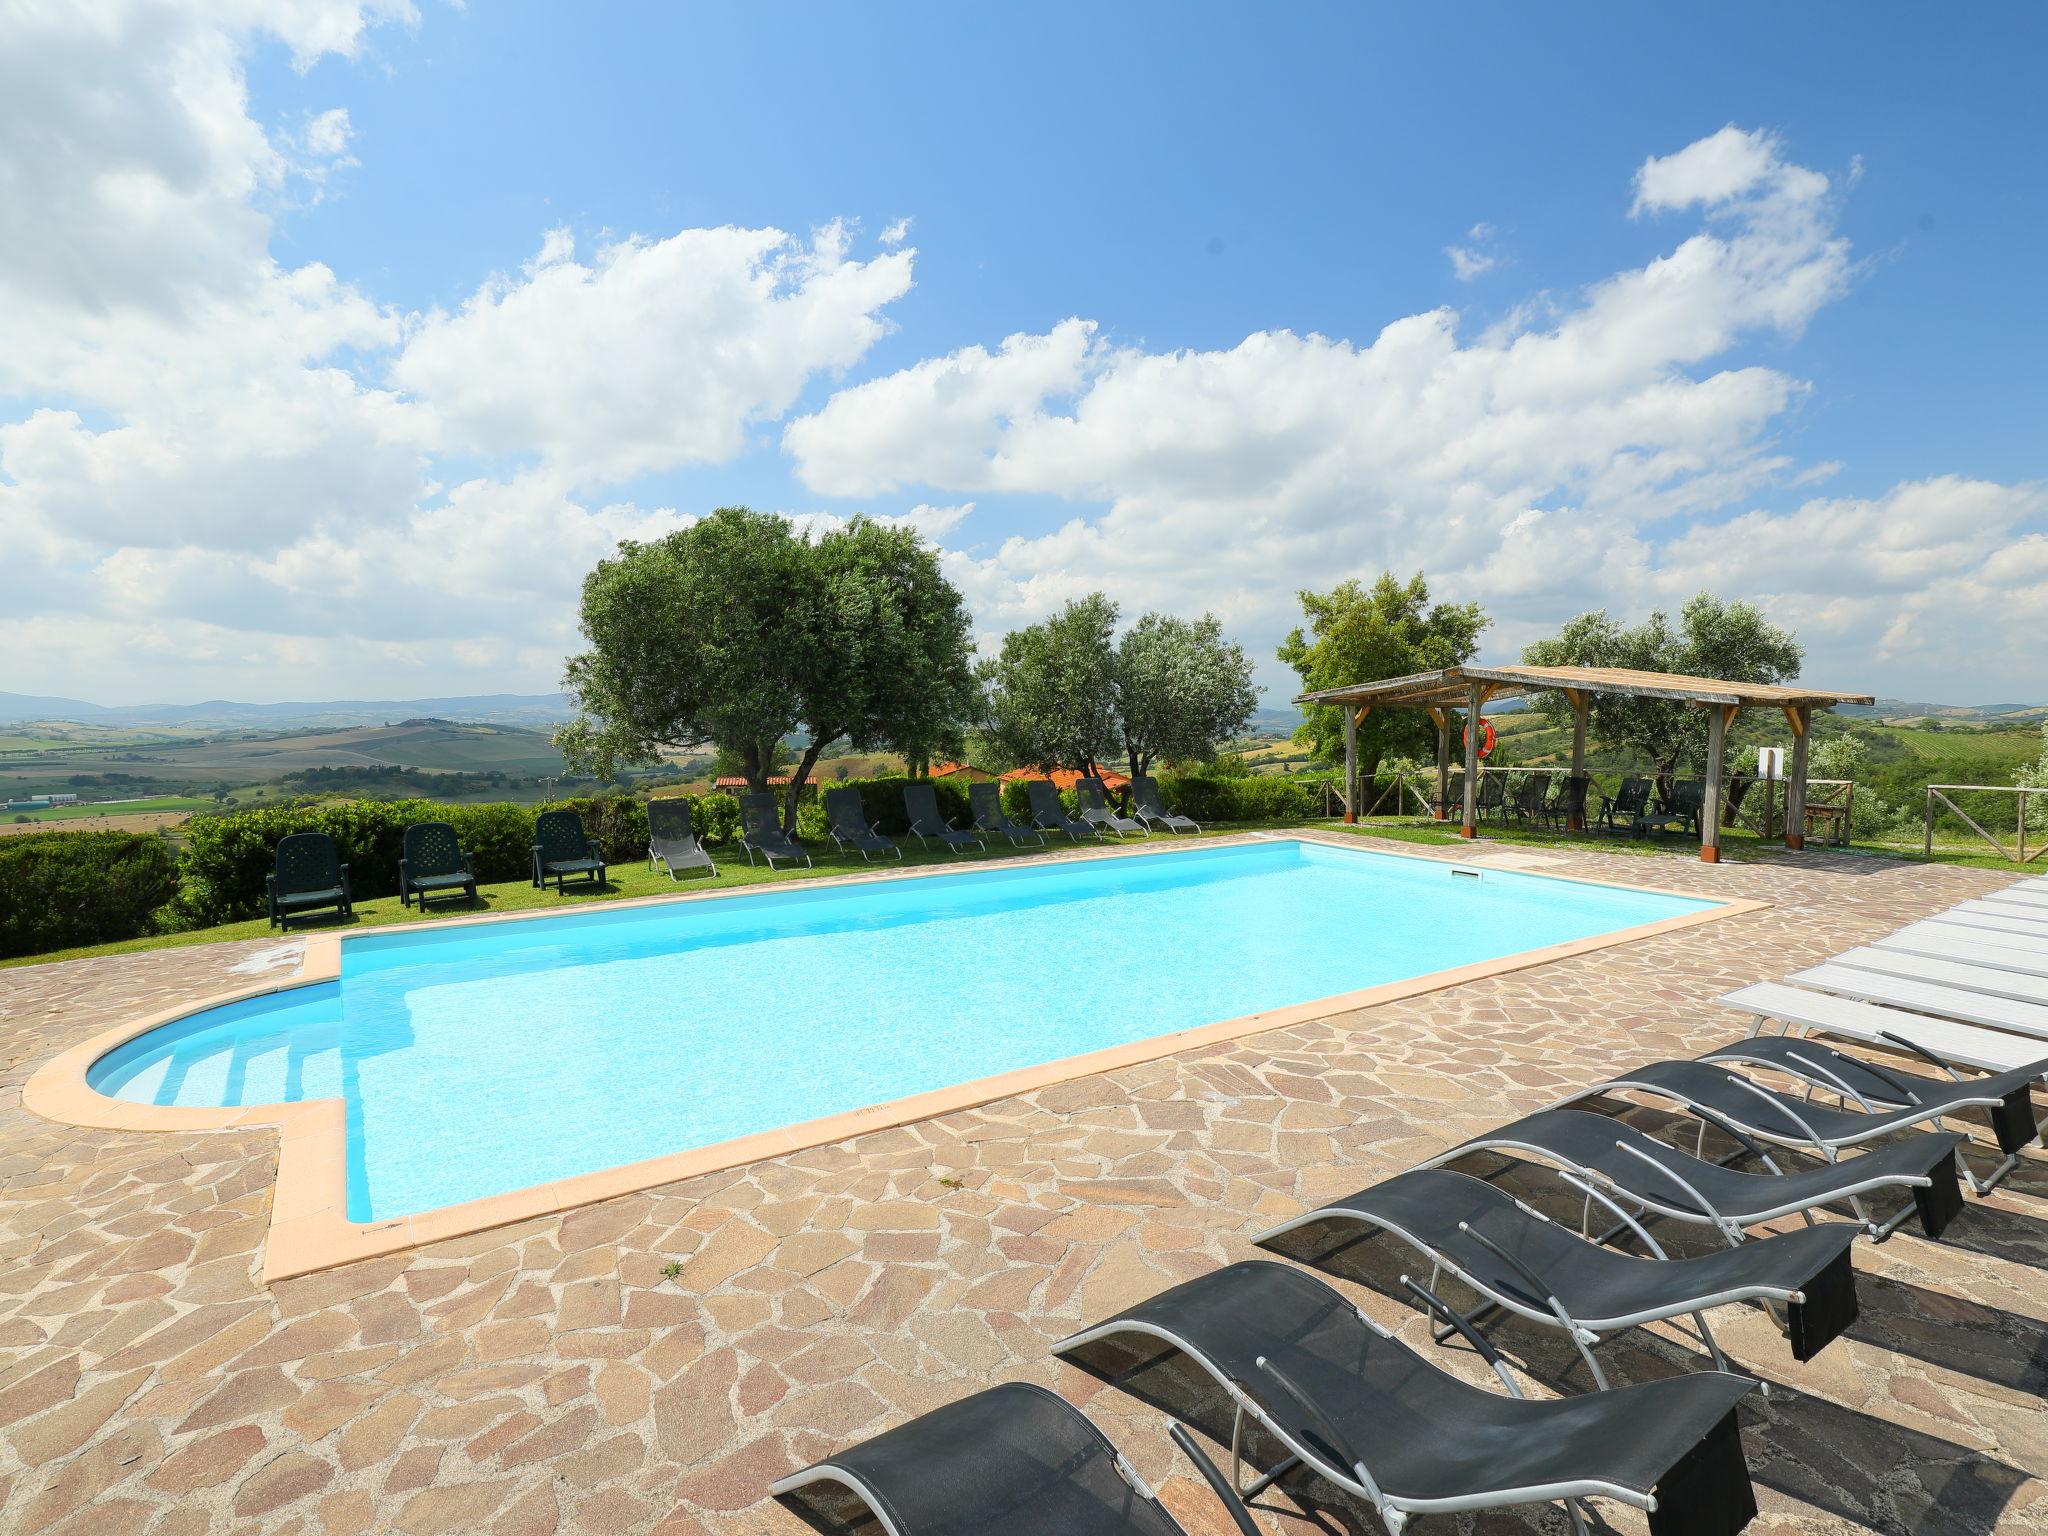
xmin=1700 ymin=704 xmax=1734 ymax=863
xmin=1430 ymin=707 xmax=1451 ymax=820
xmin=1565 ymin=688 xmax=1589 ymax=831
xmin=1459 ymin=680 xmax=1484 ymax=838
xmin=1295 ymin=664 xmax=1869 ymax=863
xmin=1784 ymin=704 xmax=1811 ymax=850
xmin=1341 ymin=704 xmax=1359 ymax=824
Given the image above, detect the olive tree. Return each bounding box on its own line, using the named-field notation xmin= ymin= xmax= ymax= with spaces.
xmin=1113 ymin=611 xmax=1258 ymax=777
xmin=979 ymin=595 xmax=1122 ymax=779
xmin=1521 ymin=593 xmax=1804 ymax=784
xmin=556 ymin=507 xmax=805 ymax=795
xmin=557 ymin=507 xmax=979 ymax=831
xmin=1277 ymin=572 xmax=1488 ymax=790
xmin=982 ymin=596 xmax=1258 ymax=782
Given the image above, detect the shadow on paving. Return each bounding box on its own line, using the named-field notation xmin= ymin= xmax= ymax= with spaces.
xmin=1259 ymin=1209 xmax=2032 ymax=1534
xmin=1849 ymin=1272 xmax=2048 ymax=1397
xmin=1448 ymin=1311 xmax=2030 ymax=1536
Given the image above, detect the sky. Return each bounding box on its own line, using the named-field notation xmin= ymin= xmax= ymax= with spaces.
xmin=2 ymin=3 xmax=2045 ymax=708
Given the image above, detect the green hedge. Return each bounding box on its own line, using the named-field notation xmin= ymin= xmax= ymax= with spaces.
xmin=10 ymin=773 xmax=1325 ymax=957
xmin=171 ymin=795 xmax=652 ymax=925
xmin=990 ymin=773 xmax=1312 ymax=825
xmin=1155 ymin=774 xmax=1313 ymax=823
xmin=0 ymin=831 xmax=181 ymax=959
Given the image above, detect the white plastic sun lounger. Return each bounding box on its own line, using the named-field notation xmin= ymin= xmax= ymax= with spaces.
xmin=1784 ymin=963 xmax=2048 ymax=1042
xmin=1943 ymin=901 xmax=2048 ymax=937
xmin=1719 ymin=981 xmax=2048 ymax=1077
xmin=1984 ymin=884 xmax=2048 ymax=910
xmin=1827 ymin=946 xmax=2048 ymax=1006
xmin=1875 ymin=920 xmax=2048 ymax=974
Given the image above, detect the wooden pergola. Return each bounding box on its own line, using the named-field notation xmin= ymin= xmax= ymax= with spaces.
xmin=1297 ymin=664 xmax=1875 ymax=863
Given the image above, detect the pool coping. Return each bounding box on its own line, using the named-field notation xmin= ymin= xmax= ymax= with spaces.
xmin=22 ymin=831 xmax=1767 ymax=1281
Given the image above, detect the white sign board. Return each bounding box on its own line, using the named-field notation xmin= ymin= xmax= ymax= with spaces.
xmin=1756 ymin=746 xmax=1785 ymax=781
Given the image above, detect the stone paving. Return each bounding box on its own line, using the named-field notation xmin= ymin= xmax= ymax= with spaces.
xmin=2 ymin=832 xmax=2046 ymax=1536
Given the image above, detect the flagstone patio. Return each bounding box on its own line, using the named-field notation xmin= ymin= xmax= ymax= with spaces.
xmin=2 ymin=834 xmax=2045 ymax=1536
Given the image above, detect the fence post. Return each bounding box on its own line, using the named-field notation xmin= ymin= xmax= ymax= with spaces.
xmin=1923 ymin=787 xmax=1934 ymax=857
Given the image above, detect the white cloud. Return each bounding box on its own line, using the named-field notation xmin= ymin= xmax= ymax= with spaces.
xmin=1447 ymin=221 xmax=1498 ymax=281
xmin=787 ymin=128 xmax=2041 ymax=698
xmin=0 ymin=2 xmax=914 ymax=699
xmin=1633 ymin=125 xmax=1790 ymax=213
xmin=1447 ymin=246 xmax=1496 ymax=281
xmin=1 ymin=39 xmax=2039 ymax=713
xmin=391 ymin=221 xmax=914 ymax=486
xmin=303 ymin=106 xmax=354 ymax=157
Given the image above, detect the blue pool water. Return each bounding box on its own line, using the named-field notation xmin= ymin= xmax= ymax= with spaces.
xmin=90 ymin=841 xmax=1712 ymax=1220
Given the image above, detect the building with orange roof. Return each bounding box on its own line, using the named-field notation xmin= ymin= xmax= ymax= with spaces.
xmin=996 ymin=765 xmax=1130 ymax=791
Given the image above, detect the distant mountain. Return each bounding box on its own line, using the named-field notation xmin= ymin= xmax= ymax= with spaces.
xmin=1836 ymin=698 xmax=2048 ymax=722
xmin=0 ymin=691 xmax=578 ymax=730
xmin=0 ymin=691 xmax=104 ymax=720
xmin=1249 ymin=706 xmax=1303 ymax=733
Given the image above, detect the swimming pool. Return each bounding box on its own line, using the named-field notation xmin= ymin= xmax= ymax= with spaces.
xmin=88 ymin=839 xmax=1716 ymax=1222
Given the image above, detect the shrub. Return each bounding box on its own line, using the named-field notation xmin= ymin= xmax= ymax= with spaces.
xmin=173 ymin=794 xmax=654 ymax=924
xmin=174 ymin=802 xmax=401 ymax=925
xmin=440 ymin=802 xmax=536 ymax=883
xmin=1155 ymin=774 xmax=1312 ymax=823
xmin=0 ymin=831 xmax=181 ymax=958
xmin=684 ymin=792 xmax=740 ymax=847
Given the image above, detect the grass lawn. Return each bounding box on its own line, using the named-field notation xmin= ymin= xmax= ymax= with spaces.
xmin=2 ymin=823 xmax=1305 ymax=970
xmin=1334 ymin=811 xmax=2047 ymax=872
xmin=7 ymin=795 xmax=213 ymax=823
xmin=9 ymin=813 xmax=2034 ymax=973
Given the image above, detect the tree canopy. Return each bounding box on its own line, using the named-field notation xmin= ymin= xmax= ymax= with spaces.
xmin=980 ymin=596 xmax=1123 ymax=777
xmin=557 ymin=507 xmax=978 ymax=828
xmin=1521 ymin=592 xmax=1804 ymax=777
xmin=981 ymin=595 xmax=1258 ymax=779
xmin=1277 ymin=572 xmax=1489 ymax=786
xmin=1113 ymin=611 xmax=1259 ymax=777
xmin=556 ymin=506 xmax=805 ymax=791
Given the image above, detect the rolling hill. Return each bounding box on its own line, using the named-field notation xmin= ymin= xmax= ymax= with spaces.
xmin=0 ymin=691 xmax=577 ymax=729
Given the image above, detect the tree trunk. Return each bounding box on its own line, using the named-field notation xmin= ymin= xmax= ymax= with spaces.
xmin=782 ymin=731 xmax=840 ymax=834
xmin=741 ymin=742 xmax=773 ymax=797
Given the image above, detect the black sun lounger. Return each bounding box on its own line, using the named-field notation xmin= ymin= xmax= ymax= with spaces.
xmin=826 ymin=786 xmax=901 ymax=862
xmin=969 ymin=781 xmax=1043 ymax=847
xmin=1056 ymin=1261 xmax=1759 ymax=1536
xmin=1695 ymin=1035 xmax=2047 ymax=1193
xmin=1077 ymin=777 xmax=1147 ymax=838
xmin=1427 ymin=1108 xmax=1965 ymax=1243
xmin=1130 ymin=775 xmax=1198 ymax=834
xmin=646 ymin=798 xmax=716 ymax=881
xmin=902 ymin=783 xmax=985 ymax=855
xmin=1254 ymin=1168 xmax=1861 ymax=1383
xmin=1553 ymin=1057 xmax=2039 ymax=1197
xmin=739 ymin=792 xmax=811 ymax=869
xmin=1028 ymin=779 xmax=1101 ymax=842
xmin=770 ymin=1381 xmax=1258 ymax=1536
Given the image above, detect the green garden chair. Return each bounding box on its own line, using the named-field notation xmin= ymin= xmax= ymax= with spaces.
xmin=399 ymin=821 xmax=478 ymax=910
xmin=531 ymin=809 xmax=607 ymax=893
xmin=266 ymin=832 xmax=352 ymax=929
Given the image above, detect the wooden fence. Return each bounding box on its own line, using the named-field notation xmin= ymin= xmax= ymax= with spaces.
xmin=1923 ymin=784 xmax=2047 ymax=863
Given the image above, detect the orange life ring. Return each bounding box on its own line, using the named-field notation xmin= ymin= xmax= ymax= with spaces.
xmin=1464 ymin=718 xmax=1496 ymax=760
